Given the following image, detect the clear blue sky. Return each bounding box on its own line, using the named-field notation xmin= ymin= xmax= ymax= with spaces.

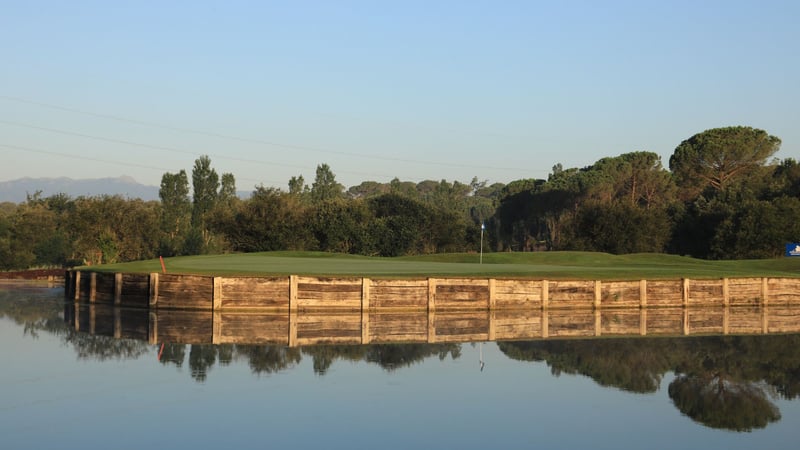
xmin=1 ymin=0 xmax=798 ymax=191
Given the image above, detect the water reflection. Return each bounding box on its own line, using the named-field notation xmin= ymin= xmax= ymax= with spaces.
xmin=2 ymin=284 xmax=800 ymax=434
xmin=499 ymin=336 xmax=800 ymax=431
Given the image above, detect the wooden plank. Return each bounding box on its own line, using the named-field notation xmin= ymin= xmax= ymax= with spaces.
xmin=120 ymin=274 xmax=150 ymax=308
xmin=219 ymin=277 xmax=289 ymax=309
xmin=94 ymin=272 xmax=116 ymax=304
xmin=213 ymin=277 xmax=222 ymax=310
xmin=728 ymin=278 xmax=763 ymax=306
xmin=688 ymin=279 xmax=724 ymax=307
xmin=157 ymin=274 xmax=214 ymax=310
xmin=542 ymin=280 xmax=549 ymax=310
xmin=488 ymin=279 xmax=496 ymax=310
xmin=494 ymin=279 xmax=543 ymax=309
xmin=601 ymin=281 xmax=641 ymax=309
xmin=646 ymin=280 xmax=682 ymax=307
xmin=594 ymin=281 xmax=601 ymax=309
xmin=362 ymin=278 xmax=370 ymax=343
xmin=548 ymin=280 xmax=594 ymax=309
xmin=767 ymin=278 xmax=800 ymax=305
xmin=640 ymin=280 xmax=647 ymax=308
xmin=428 ymin=278 xmax=437 ymax=312
xmin=369 ymin=279 xmax=428 ymax=309
xmin=74 ymin=271 xmax=81 ymax=301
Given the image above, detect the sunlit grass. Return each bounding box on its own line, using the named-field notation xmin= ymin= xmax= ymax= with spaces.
xmin=83 ymin=251 xmax=800 ymax=280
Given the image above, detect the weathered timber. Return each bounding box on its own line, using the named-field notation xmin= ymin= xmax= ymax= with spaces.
xmin=547 ymin=310 xmax=596 ymax=337
xmin=687 ymin=279 xmax=724 ymax=307
xmin=600 ymin=281 xmax=641 ymax=308
xmin=548 ymin=281 xmax=594 ymax=309
xmin=370 ymin=279 xmax=428 ymax=309
xmin=646 ymin=280 xmax=683 ymax=307
xmin=65 ymin=271 xmax=800 ymax=312
xmin=728 ymin=277 xmax=764 ymax=306
xmin=156 ymin=274 xmax=214 ymax=310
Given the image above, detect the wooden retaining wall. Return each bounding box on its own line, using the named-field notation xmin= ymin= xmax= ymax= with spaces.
xmin=66 ymin=303 xmax=800 ymax=346
xmin=66 ymin=271 xmax=800 ymax=311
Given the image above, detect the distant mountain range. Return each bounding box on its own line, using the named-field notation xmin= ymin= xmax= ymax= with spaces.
xmin=0 ymin=176 xmax=254 ymax=203
xmin=0 ymin=176 xmax=160 ymax=203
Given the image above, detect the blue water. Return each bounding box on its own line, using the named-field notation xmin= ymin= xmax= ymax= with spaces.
xmin=1 ymin=283 xmax=799 ymax=450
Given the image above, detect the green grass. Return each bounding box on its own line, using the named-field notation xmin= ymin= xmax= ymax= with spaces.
xmin=82 ymin=251 xmax=800 ymax=280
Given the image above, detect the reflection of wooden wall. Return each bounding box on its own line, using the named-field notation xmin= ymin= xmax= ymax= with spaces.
xmin=68 ymin=304 xmax=800 ymax=347
xmin=67 ymin=271 xmax=800 ymax=311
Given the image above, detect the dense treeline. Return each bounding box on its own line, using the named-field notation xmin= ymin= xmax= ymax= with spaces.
xmin=1 ymin=126 xmax=798 ymax=270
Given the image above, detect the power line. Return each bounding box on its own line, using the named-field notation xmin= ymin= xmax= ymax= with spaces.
xmin=0 ymin=143 xmax=282 ymax=187
xmin=0 ymin=94 xmax=542 ymax=174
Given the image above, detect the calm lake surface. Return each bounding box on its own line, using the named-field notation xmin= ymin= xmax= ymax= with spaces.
xmin=2 ymin=282 xmax=800 ymax=449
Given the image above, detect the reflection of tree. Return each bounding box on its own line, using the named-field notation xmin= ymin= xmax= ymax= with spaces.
xmin=498 ymin=339 xmax=674 ymax=393
xmin=365 ymin=344 xmax=461 ymax=372
xmin=63 ymin=332 xmax=150 ymax=361
xmin=159 ymin=344 xmax=186 ymax=367
xmin=499 ymin=335 xmax=800 ymax=432
xmin=189 ymin=344 xmax=218 ymax=382
xmin=668 ymin=374 xmax=780 ymax=431
xmin=302 ymin=344 xmax=463 ymax=375
xmin=237 ymin=345 xmax=302 ymax=375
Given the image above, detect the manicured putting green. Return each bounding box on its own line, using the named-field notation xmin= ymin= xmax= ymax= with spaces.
xmin=84 ymin=251 xmax=800 ymax=280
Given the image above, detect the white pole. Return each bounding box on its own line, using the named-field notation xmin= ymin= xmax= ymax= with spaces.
xmin=480 ymin=222 xmax=485 ymax=264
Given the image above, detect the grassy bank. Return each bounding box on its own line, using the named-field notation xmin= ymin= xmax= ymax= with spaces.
xmin=82 ymin=251 xmax=800 ymax=280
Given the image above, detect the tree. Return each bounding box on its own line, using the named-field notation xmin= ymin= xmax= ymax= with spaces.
xmin=288 ymin=175 xmax=308 ymax=196
xmin=219 ymin=173 xmax=237 ymax=201
xmin=669 ymin=126 xmax=781 ymax=197
xmin=191 ymin=155 xmax=220 ymax=228
xmin=310 ymin=163 xmax=343 ymax=203
xmin=159 ymin=170 xmax=191 ymax=256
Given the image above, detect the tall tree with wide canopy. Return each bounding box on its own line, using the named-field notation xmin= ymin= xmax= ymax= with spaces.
xmin=669 ymin=126 xmax=781 ymax=197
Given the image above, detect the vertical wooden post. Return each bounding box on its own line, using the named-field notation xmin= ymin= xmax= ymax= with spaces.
xmin=682 ymin=278 xmax=690 ymax=307
xmin=541 ymin=280 xmax=549 ymax=310
xmin=149 ymin=273 xmax=159 ymax=309
xmin=428 ymin=278 xmax=437 ymax=312
xmin=639 ymin=309 xmax=647 ymax=336
xmin=761 ymin=277 xmax=769 ymax=306
xmin=289 ymin=275 xmax=298 ymax=313
xmin=89 ymin=272 xmax=97 ymax=303
xmin=213 ymin=277 xmax=222 ymax=310
xmin=114 ymin=273 xmax=122 ymax=306
xmin=761 ymin=306 xmax=768 ymax=334
xmin=594 ymin=280 xmax=602 ymax=309
xmin=594 ymin=309 xmax=601 ymax=336
xmin=640 ymin=280 xmax=647 ymax=308
xmin=74 ymin=271 xmax=81 ymax=301
xmin=722 ymin=278 xmax=729 ymax=307
xmin=488 ymin=279 xmax=496 ymax=310
xmin=361 ymin=278 xmax=371 ymax=344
